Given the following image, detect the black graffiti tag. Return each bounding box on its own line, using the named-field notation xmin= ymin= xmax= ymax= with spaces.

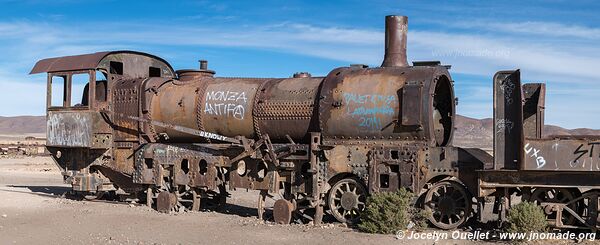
xmin=571 ymin=142 xmax=600 ymax=168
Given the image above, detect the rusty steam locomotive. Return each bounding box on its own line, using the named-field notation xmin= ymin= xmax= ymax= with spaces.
xmin=30 ymin=15 xmax=600 ymax=230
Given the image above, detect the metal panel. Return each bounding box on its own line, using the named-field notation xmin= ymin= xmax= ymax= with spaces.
xmin=202 ymin=78 xmax=264 ymax=138
xmin=523 ymin=137 xmax=600 ymax=171
xmin=318 ymin=66 xmax=455 ymax=147
xmin=401 ymin=81 xmax=422 ymax=126
xmin=31 ymin=52 xmax=110 ymax=74
xmin=254 ymin=77 xmax=322 ymax=141
xmin=321 ymin=70 xmax=404 ymax=138
xmin=113 ymin=78 xmax=144 ymax=142
xmin=31 ymin=51 xmax=175 ymax=78
xmin=149 ymin=81 xmax=200 ymax=141
xmin=493 ymin=70 xmax=523 ymax=170
xmin=522 ymin=83 xmax=545 ymax=139
xmin=47 ymin=111 xmax=93 ymax=147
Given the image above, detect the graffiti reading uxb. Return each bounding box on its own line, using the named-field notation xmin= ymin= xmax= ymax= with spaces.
xmin=204 ymin=90 xmax=248 ymax=120
xmin=524 ymin=143 xmax=546 ymax=169
xmin=343 ymin=92 xmax=396 ymax=130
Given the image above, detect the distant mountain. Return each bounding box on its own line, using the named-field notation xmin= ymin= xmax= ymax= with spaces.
xmin=453 ymin=115 xmax=600 ymax=149
xmin=453 ymin=115 xmax=494 ymax=149
xmin=543 ymin=124 xmax=600 ymax=137
xmin=0 ymin=116 xmax=46 ymax=135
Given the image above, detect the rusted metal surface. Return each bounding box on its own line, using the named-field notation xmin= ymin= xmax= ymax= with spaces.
xmin=273 ymin=199 xmax=294 ymax=224
xmin=522 ymin=83 xmax=545 ymax=139
xmin=493 ymin=70 xmax=523 ymax=170
xmin=149 ymin=75 xmax=323 ymax=143
xmin=156 ymin=191 xmax=177 ymax=213
xmin=31 ymin=52 xmax=112 ymax=74
xmin=113 ymin=78 xmax=144 ymax=142
xmin=150 ymin=77 xmax=267 ymax=140
xmin=149 ymin=79 xmax=202 ymax=141
xmin=133 ymin=143 xmax=225 ymax=189
xmin=203 ymin=78 xmax=263 ymax=138
xmin=47 ymin=111 xmax=94 ymax=147
xmin=30 ymin=51 xmax=175 ymax=78
xmin=381 ymin=15 xmax=408 ymax=67
xmin=523 ymin=137 xmax=600 ymax=171
xmin=318 ymin=66 xmax=455 ymax=147
xmin=478 ymin=170 xmax=600 ymax=192
xmin=254 ymin=77 xmax=322 ymax=141
xmin=121 ymin=113 xmax=239 ymax=143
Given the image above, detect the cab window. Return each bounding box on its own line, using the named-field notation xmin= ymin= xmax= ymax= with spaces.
xmin=72 ymin=73 xmax=90 ymax=107
xmin=50 ymin=76 xmax=66 ymax=107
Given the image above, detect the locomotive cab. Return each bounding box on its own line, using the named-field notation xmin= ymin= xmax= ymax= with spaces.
xmin=30 ymin=51 xmax=175 ymax=192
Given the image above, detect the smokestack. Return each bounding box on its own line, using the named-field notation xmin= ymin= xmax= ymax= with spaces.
xmin=199 ymin=60 xmax=208 ymax=70
xmin=381 ymin=15 xmax=409 ymax=67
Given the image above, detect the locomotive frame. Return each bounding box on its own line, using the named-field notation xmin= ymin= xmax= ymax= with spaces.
xmin=30 ymin=15 xmax=600 ymax=231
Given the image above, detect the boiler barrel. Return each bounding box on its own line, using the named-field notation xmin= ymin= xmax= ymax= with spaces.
xmin=149 ymin=75 xmax=323 ymax=143
xmin=149 ymin=65 xmax=454 ymax=147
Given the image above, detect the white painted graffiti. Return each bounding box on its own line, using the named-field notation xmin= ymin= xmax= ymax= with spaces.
xmin=499 ymin=77 xmax=515 ymax=105
xmin=198 ymin=131 xmax=229 ymax=141
xmin=204 ymin=90 xmax=248 ymax=120
xmin=495 ymin=119 xmax=514 ymax=135
xmin=524 ymin=143 xmax=546 ymax=169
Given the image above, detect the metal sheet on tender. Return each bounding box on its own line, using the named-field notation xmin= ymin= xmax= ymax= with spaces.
xmin=523 ymin=137 xmax=600 ymax=171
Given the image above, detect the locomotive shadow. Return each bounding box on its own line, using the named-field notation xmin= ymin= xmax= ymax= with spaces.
xmin=214 ymin=203 xmax=263 ymax=218
xmin=5 ymin=185 xmax=70 ymax=197
xmin=212 ymin=203 xmax=339 ymax=224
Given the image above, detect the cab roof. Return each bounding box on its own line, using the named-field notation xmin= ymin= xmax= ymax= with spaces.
xmin=30 ymin=50 xmax=175 ymax=78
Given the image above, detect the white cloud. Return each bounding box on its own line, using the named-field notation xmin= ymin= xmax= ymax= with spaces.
xmin=452 ymin=20 xmax=600 ymax=40
xmin=0 ymin=19 xmax=598 ymax=128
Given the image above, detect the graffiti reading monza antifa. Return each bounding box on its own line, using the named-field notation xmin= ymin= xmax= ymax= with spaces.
xmin=204 ymin=90 xmax=248 ymax=120
xmin=343 ymin=92 xmax=396 ymax=130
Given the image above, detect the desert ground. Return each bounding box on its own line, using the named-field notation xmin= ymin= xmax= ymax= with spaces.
xmin=0 ymin=156 xmax=433 ymax=245
xmin=3 ymin=156 xmax=592 ymax=245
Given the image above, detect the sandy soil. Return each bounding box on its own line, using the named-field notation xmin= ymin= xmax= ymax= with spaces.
xmin=0 ymin=157 xmax=589 ymax=245
xmin=0 ymin=157 xmax=417 ymax=245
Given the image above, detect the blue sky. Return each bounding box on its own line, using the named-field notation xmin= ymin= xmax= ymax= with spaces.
xmin=0 ymin=0 xmax=599 ymax=129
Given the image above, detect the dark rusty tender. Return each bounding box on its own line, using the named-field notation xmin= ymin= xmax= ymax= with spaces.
xmin=30 ymin=15 xmax=600 ymax=231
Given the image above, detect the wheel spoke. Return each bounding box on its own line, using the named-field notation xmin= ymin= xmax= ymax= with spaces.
xmin=425 ymin=200 xmax=437 ymax=208
xmin=442 ymin=214 xmax=449 ymax=224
